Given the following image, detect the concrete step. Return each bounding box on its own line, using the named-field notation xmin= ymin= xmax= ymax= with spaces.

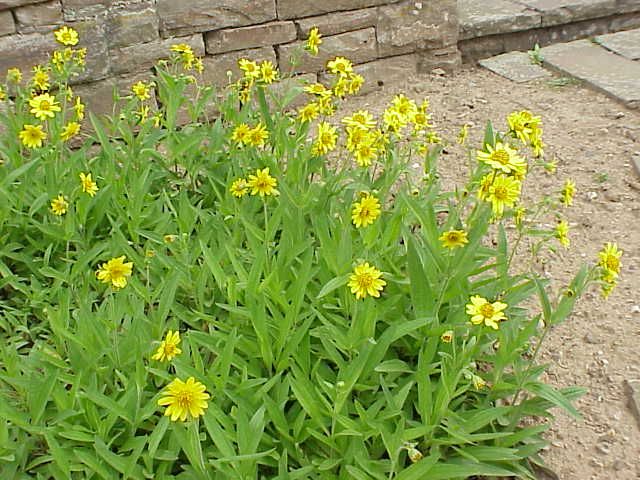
xmin=540 ymin=38 xmax=640 ymax=108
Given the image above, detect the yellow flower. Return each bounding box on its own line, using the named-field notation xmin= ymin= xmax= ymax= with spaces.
xmin=601 ymin=278 xmax=617 ymax=299
xmin=466 ymin=295 xmax=507 ymax=330
xmin=246 ymin=123 xmax=269 ymax=147
xmin=327 ymin=56 xmax=353 ymax=76
xmin=439 ymin=230 xmax=469 ymax=249
xmin=231 ymin=123 xmax=251 ymax=146
xmin=441 ymin=330 xmax=454 ymax=343
xmin=50 ymin=194 xmax=68 ymax=216
xmin=347 ymin=73 xmax=364 ymax=95
xmin=152 ymin=330 xmax=182 ymax=362
xmin=96 ymin=256 xmax=134 ymax=290
xmin=486 ymin=175 xmax=521 ymax=218
xmin=457 ymin=124 xmax=469 ymax=144
xmin=317 ymin=96 xmax=335 ymax=116
xmin=259 ymin=60 xmax=278 ymax=84
xmin=61 ymin=121 xmax=81 ymax=142
xmin=32 ymin=66 xmax=50 ymax=91
xmin=306 ymin=27 xmax=322 ymax=55
xmin=555 ymin=220 xmax=570 ymax=248
xmin=472 ymin=375 xmax=487 ymax=390
xmin=74 ymin=97 xmax=85 ymax=121
xmin=247 ymin=167 xmax=278 ymax=197
xmin=304 ymin=83 xmax=332 ymax=98
xmin=170 ymin=43 xmax=193 ymax=54
xmin=158 ymin=377 xmax=210 ymax=422
xmin=514 ymin=206 xmax=526 ymax=227
xmin=230 ymin=178 xmax=248 ymax=198
xmin=354 ymin=140 xmax=378 ymax=167
xmin=392 ymin=94 xmax=417 ymax=121
xmin=382 ymin=108 xmax=405 ymax=134
xmin=238 ymin=58 xmax=260 ymax=79
xmin=297 ymin=102 xmax=320 ymax=123
xmin=312 ymin=122 xmax=337 ymax=156
xmin=560 ymin=179 xmax=575 ymax=207
xmin=348 ymin=262 xmax=386 ymax=300
xmin=424 ymin=131 xmax=442 ymax=145
xmin=352 ymin=193 xmax=381 ymax=228
xmin=170 ymin=44 xmax=196 ymax=70
xmin=342 ymin=110 xmax=376 ymax=130
xmin=0 ymin=86 xmax=5 ymax=102
xmin=79 ymin=172 xmax=98 ymax=197
xmin=54 ymin=26 xmax=79 ymax=46
xmin=19 ymin=124 xmax=47 ymax=149
xmin=507 ymin=110 xmax=538 ymax=143
xmin=598 ymin=242 xmax=622 ymax=281
xmin=131 ymin=81 xmax=151 ymax=101
xmin=7 ymin=67 xmax=22 ymax=83
xmin=477 ymin=142 xmax=526 ymax=175
xmin=164 ymin=234 xmax=177 ymax=244
xmin=29 ymin=93 xmax=61 ymax=121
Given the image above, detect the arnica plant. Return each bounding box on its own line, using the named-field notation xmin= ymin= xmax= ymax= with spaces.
xmin=0 ymin=27 xmax=622 ymax=479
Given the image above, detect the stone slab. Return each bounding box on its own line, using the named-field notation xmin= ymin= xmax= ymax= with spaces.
xmin=205 ymin=21 xmax=297 ymax=55
xmin=596 ymin=28 xmax=640 ymax=60
xmin=541 ymin=39 xmax=640 ymax=108
xmin=157 ymin=0 xmax=276 ymax=37
xmin=627 ymin=379 xmax=640 ymax=427
xmin=0 ymin=0 xmax=49 ymax=9
xmin=110 ymin=33 xmax=204 ymax=75
xmin=318 ymin=53 xmax=417 ymax=94
xmin=201 ymin=46 xmax=277 ymax=87
xmin=278 ymin=27 xmax=377 ymax=74
xmin=517 ymin=0 xmax=634 ymax=27
xmin=479 ymin=50 xmax=552 ymax=83
xmin=14 ymin=0 xmax=63 ymax=32
xmin=295 ymin=8 xmax=378 ymax=37
xmin=458 ymin=0 xmax=542 ymax=40
xmin=378 ymin=0 xmax=458 ymax=57
xmin=0 ymin=9 xmax=15 ymax=35
xmin=276 ymin=0 xmax=396 ymax=20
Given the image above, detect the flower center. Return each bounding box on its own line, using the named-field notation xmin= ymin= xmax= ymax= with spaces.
xmin=491 ymin=149 xmax=510 ymax=165
xmin=479 ymin=303 xmax=495 ymax=318
xmin=493 ymin=186 xmax=508 ymax=199
xmin=357 ymin=273 xmax=374 ymax=289
xmin=177 ymin=391 xmax=193 ymax=409
xmin=447 ymin=233 xmax=460 ymax=242
xmin=605 ymin=256 xmax=619 ymax=271
xmin=40 ymin=100 xmax=51 ymax=110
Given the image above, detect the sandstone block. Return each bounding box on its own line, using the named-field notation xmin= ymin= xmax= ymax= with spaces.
xmin=0 ymin=0 xmax=49 ymax=9
xmin=269 ymin=73 xmax=318 ymax=109
xmin=596 ymin=28 xmax=640 ymax=60
xmin=110 ymin=33 xmax=204 ymax=75
xmin=277 ymin=0 xmax=397 ymax=20
xmin=72 ymin=18 xmax=111 ymax=83
xmin=458 ymin=0 xmax=541 ymax=41
xmin=295 ymin=8 xmax=377 ymax=37
xmin=61 ymin=0 xmax=111 ymax=20
xmin=277 ymin=27 xmax=377 ymax=74
xmin=201 ymin=46 xmax=276 ymax=87
xmin=0 ymin=31 xmax=58 ymax=76
xmin=320 ymin=54 xmax=417 ymax=94
xmin=15 ymin=0 xmax=63 ymax=32
xmin=541 ymin=39 xmax=640 ymax=108
xmin=107 ymin=5 xmax=159 ymax=49
xmin=417 ymin=45 xmax=461 ymax=73
xmin=157 ymin=0 xmax=276 ymax=37
xmin=0 ymin=9 xmax=15 ymax=36
xmin=519 ymin=0 xmax=619 ymax=27
xmin=205 ymin=21 xmax=296 ymax=55
xmin=479 ymin=51 xmax=552 ymax=83
xmin=377 ymin=0 xmax=458 ymax=57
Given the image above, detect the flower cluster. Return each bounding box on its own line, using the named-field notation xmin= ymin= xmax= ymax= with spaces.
xmin=597 ymin=242 xmax=622 ymax=298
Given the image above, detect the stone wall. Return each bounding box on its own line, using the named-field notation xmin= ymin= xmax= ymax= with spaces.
xmin=0 ymin=0 xmax=460 ymax=114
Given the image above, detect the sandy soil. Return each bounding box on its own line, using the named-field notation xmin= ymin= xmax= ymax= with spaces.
xmin=346 ymin=65 xmax=640 ymax=479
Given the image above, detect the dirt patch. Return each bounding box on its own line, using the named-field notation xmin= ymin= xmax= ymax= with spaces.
xmin=343 ymin=66 xmax=640 ymax=479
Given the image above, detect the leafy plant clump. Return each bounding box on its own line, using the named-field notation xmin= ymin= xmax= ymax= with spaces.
xmin=0 ymin=27 xmax=622 ymax=479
